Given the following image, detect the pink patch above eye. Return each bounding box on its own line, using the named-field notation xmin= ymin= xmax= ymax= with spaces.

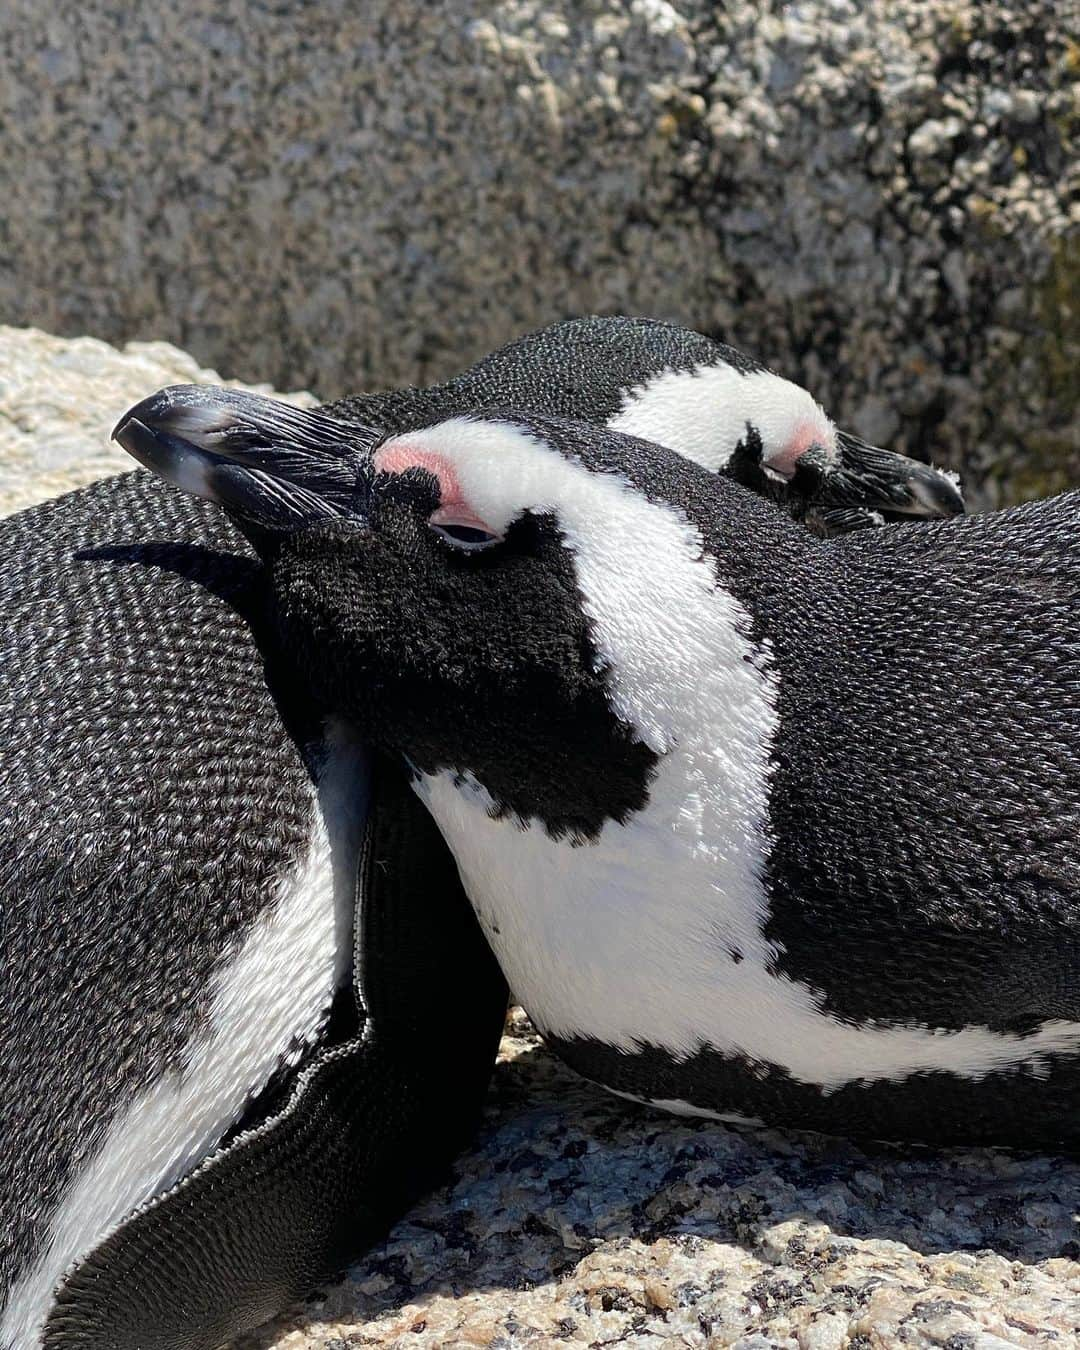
xmin=375 ymin=443 xmax=468 ymax=507
xmin=374 ymin=443 xmax=497 ymax=535
xmin=765 ymin=420 xmax=833 ymax=479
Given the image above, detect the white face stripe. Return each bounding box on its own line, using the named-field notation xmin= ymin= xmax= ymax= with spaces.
xmin=397 ymin=417 xmax=1080 ymax=1096
xmin=376 ymin=417 xmax=773 ymax=757
xmin=606 ymin=363 xmax=838 ymax=477
xmin=3 ymin=727 xmax=367 ymax=1347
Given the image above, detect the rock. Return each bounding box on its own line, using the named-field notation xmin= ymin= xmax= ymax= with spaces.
xmin=5 ymin=327 xmax=1080 ymax=1346
xmin=0 ymin=1 xmax=1075 ymax=509
xmin=235 ymin=1009 xmax=1080 ymax=1350
xmin=0 ymin=326 xmax=315 ymax=516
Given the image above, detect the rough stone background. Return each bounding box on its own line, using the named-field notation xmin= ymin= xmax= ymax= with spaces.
xmin=0 ymin=326 xmax=314 ymax=515
xmin=5 ymin=328 xmax=1080 ymax=1349
xmin=0 ymin=0 xmax=1076 ymax=510
xmin=238 ymin=1010 xmax=1080 ymax=1350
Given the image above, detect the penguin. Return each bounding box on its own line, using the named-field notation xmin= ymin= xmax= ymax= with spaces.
xmin=1 ymin=321 xmax=958 ymax=1349
xmin=122 ymin=392 xmax=1080 ymax=1152
xmin=326 ymin=315 xmax=964 ymax=535
xmin=0 ymin=444 xmax=508 ymax=1350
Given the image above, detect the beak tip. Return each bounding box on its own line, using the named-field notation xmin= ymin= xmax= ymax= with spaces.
xmin=111 ymin=415 xmax=170 ymax=478
xmin=112 ymin=384 xmax=221 ymax=449
xmin=912 ymin=465 xmax=965 ymax=518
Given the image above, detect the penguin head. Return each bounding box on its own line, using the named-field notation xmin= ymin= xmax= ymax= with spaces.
xmin=115 ymin=391 xmax=795 ymax=840
xmin=267 ymin=409 xmax=691 ymax=842
xmin=525 ymin=317 xmax=965 ymax=531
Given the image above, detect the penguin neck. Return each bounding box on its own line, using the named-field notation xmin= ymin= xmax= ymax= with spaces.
xmin=409 ymin=479 xmax=793 ymax=1060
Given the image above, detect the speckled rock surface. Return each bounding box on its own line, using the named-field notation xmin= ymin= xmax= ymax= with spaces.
xmin=235 ymin=1010 xmax=1080 ymax=1350
xmin=0 ymin=1 xmax=1076 ymax=508
xmin=0 ymin=325 xmax=314 ymax=516
xmin=4 ymin=329 xmax=1080 ymax=1346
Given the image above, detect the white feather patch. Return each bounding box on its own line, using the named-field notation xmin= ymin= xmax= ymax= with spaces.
xmin=606 ymin=363 xmax=837 ymax=476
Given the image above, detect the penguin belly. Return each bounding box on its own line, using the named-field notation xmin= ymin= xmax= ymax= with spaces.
xmin=33 ymin=749 xmax=505 ymax=1350
xmin=0 ymin=474 xmax=351 ymax=1344
xmin=4 ymin=783 xmax=348 ymax=1348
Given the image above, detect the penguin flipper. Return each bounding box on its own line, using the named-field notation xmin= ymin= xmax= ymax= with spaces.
xmin=42 ymin=757 xmax=508 ymax=1350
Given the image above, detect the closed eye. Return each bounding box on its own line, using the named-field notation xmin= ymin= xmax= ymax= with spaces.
xmin=429 ymin=511 xmax=504 ymax=552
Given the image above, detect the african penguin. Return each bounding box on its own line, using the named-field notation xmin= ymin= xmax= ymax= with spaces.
xmin=0 ymin=454 xmax=507 ymax=1350
xmin=2 ymin=320 xmax=958 ymax=1347
xmin=327 ymin=315 xmax=964 ymax=535
xmin=125 ymin=393 xmax=1080 ymax=1151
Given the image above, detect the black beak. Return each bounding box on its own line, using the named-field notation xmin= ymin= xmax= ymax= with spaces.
xmin=831 ymin=432 xmax=964 ymax=521
xmin=112 ymin=385 xmax=382 ymax=530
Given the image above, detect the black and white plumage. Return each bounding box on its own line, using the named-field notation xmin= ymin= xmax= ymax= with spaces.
xmin=0 ymin=473 xmax=506 ymax=1350
xmin=1 ymin=318 xmax=960 ymax=1347
xmin=326 ymin=315 xmax=963 ymax=534
xmin=129 ymin=395 xmax=1080 ymax=1151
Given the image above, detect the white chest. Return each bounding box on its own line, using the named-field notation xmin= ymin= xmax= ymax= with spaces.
xmin=414 ymin=755 xmax=775 ymax=1060
xmin=416 ymin=762 xmax=1080 ymax=1096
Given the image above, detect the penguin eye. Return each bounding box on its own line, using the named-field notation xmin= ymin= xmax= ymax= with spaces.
xmin=428 ymin=509 xmax=503 ymax=552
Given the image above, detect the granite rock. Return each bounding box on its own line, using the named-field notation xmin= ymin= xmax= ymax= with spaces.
xmin=238 ymin=1010 xmax=1080 ymax=1350
xmin=5 ymin=331 xmax=1080 ymax=1348
xmin=0 ymin=325 xmax=314 ymax=516
xmin=0 ymin=1 xmax=1076 ymax=509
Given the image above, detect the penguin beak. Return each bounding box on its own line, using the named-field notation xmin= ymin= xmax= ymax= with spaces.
xmin=831 ymin=432 xmax=965 ymax=521
xmin=112 ymin=385 xmax=381 ymax=530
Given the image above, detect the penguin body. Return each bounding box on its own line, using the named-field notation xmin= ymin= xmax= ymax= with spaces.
xmin=1 ymin=317 xmax=961 ymax=1346
xmin=131 ymin=396 xmax=1080 ymax=1151
xmin=0 ymin=473 xmax=506 ymax=1349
